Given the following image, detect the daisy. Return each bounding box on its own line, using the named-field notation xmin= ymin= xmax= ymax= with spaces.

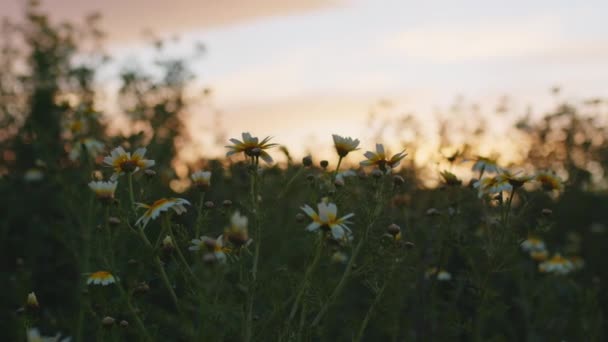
xmin=88 ymin=180 xmax=117 ymax=202
xmin=360 ymin=144 xmax=407 ymax=173
xmin=332 ymin=134 xmax=360 ymax=157
xmin=189 ymin=235 xmax=229 ymax=263
xmin=226 ymin=132 xmax=277 ymax=164
xmin=520 ymin=237 xmax=546 ymax=253
xmin=24 ymin=168 xmax=44 ymax=182
xmin=497 ymin=169 xmax=533 ymax=189
xmin=535 ymin=171 xmax=564 ymax=192
xmin=135 ymin=198 xmax=190 ymax=228
xmin=301 ymin=200 xmax=354 ymax=240
xmin=26 ymin=328 xmax=71 ymax=342
xmin=191 ymin=170 xmax=212 ymax=190
xmin=530 ymin=250 xmax=549 ymax=261
xmin=27 ymin=292 xmax=39 ymax=309
xmin=87 ymin=271 xmax=117 ymax=286
xmin=425 ymin=267 xmax=451 ymax=281
xmin=538 ymin=254 xmax=574 ymax=275
xmin=471 ymin=156 xmax=500 ymax=175
xmin=103 ymin=146 xmax=155 ymax=181
xmin=224 ymin=211 xmax=250 ymax=247
xmin=69 ymin=138 xmax=105 ymax=161
xmin=473 ymin=176 xmax=512 ymax=198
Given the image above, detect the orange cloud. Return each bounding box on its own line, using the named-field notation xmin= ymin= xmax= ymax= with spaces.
xmin=2 ymin=0 xmax=339 ymax=42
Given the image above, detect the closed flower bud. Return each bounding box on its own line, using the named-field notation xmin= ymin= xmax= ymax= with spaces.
xmin=302 ymin=155 xmax=313 ymax=167
xmin=334 ymin=177 xmax=345 ymax=187
xmin=426 ymin=208 xmax=440 ymax=216
xmin=204 ymin=201 xmax=215 ymax=209
xmin=26 ymin=292 xmax=39 ymax=309
xmin=120 ymin=320 xmax=129 ymax=328
xmin=134 ymin=282 xmax=150 ymax=294
xmin=295 ymin=213 xmax=306 ymax=222
xmin=144 ymin=169 xmax=156 ymax=177
xmin=161 ymin=235 xmax=174 ymax=252
xmin=541 ymin=208 xmax=553 ymax=216
xmin=387 ymin=223 xmax=401 ymax=236
xmin=306 ymin=174 xmax=315 ymax=182
xmin=404 ymin=241 xmax=415 ymax=249
xmin=222 ymin=200 xmax=232 ymax=208
xmin=108 ymin=216 xmax=121 ymax=226
xmin=320 ymin=160 xmax=329 ymax=169
xmin=102 ymin=316 xmax=115 ymax=327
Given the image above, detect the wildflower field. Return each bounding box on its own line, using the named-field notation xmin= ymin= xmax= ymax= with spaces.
xmin=2 ymin=3 xmax=608 ymax=342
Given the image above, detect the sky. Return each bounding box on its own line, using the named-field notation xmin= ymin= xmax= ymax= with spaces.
xmin=4 ymin=0 xmax=608 ymax=163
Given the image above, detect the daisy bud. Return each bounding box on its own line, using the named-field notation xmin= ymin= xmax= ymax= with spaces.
xmin=108 ymin=217 xmax=121 ymax=226
xmin=393 ymin=175 xmax=405 ymax=186
xmin=404 ymin=241 xmax=415 ymax=249
xmin=371 ymin=169 xmax=383 ymax=179
xmin=426 ymin=208 xmax=440 ymax=216
xmin=120 ymin=320 xmax=129 ymax=328
xmin=127 ymin=259 xmax=138 ymax=266
xmin=204 ymin=200 xmax=215 ymax=209
xmin=134 ymin=282 xmax=150 ymax=294
xmin=387 ymin=223 xmax=401 ymax=236
xmin=541 ymin=208 xmax=553 ymax=217
xmin=102 ymin=316 xmax=115 ymax=327
xmin=26 ymin=292 xmax=39 ymax=310
xmin=161 ymin=235 xmax=174 ymax=253
xmin=320 ymin=160 xmax=329 ymax=169
xmin=144 ymin=169 xmax=156 ymax=178
xmin=331 ymin=251 xmax=348 ymax=264
xmin=306 ymin=174 xmax=315 ymax=182
xmin=334 ymin=177 xmax=345 ymax=187
xmin=302 ymin=155 xmax=313 ymax=167
xmin=295 ymin=213 xmax=306 ymax=222
xmin=222 ymin=200 xmax=232 ymax=208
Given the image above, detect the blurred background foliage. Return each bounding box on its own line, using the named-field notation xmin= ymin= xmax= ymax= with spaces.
xmin=0 ymin=2 xmax=607 ymax=341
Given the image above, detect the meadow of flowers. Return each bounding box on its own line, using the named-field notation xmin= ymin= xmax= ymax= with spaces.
xmin=1 ymin=3 xmax=608 ymax=342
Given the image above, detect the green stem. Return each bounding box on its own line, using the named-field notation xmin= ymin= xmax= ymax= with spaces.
xmin=116 ymin=282 xmax=152 ymax=340
xmin=354 ymin=283 xmax=387 ymax=342
xmin=245 ymin=156 xmax=261 ymax=342
xmin=76 ymin=194 xmax=95 ymax=342
xmin=288 ymin=234 xmax=324 ymax=322
xmin=128 ymin=172 xmax=136 ymax=215
xmin=137 ymin=226 xmax=180 ymax=311
xmin=164 ymin=216 xmax=196 ymax=281
xmin=311 ymin=180 xmax=385 ymax=327
xmin=333 ymin=156 xmax=344 ymax=179
xmin=195 ymin=192 xmax=206 ymax=237
xmin=278 ymin=167 xmax=304 ymax=199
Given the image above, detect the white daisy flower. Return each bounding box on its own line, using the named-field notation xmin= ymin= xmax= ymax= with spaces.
xmin=86 ymin=271 xmax=117 ymax=286
xmin=24 ymin=168 xmax=44 ymax=182
xmin=360 ymin=144 xmax=407 ymax=173
xmin=88 ymin=180 xmax=117 ymax=201
xmin=301 ymin=200 xmax=354 ymax=240
xmin=191 ymin=170 xmax=212 ymax=190
xmin=226 ymin=132 xmax=276 ymax=164
xmin=27 ymin=327 xmax=71 ymax=342
xmin=538 ymin=254 xmax=574 ymax=275
xmin=103 ymin=146 xmax=155 ymax=181
xmin=473 ymin=176 xmax=512 ymax=198
xmin=135 ymin=198 xmax=190 ymax=228
xmin=332 ymin=134 xmax=360 ymax=157
xmin=189 ymin=235 xmax=228 ymax=263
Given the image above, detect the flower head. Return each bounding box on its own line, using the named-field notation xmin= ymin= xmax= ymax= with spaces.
xmin=471 ymin=156 xmax=500 ymax=174
xmin=301 ymin=200 xmax=354 ymax=240
xmin=360 ymin=144 xmax=407 ymax=173
xmin=425 ymin=267 xmax=451 ymax=281
xmin=530 ymin=250 xmax=549 ymax=261
xmin=520 ymin=237 xmax=546 ymax=253
xmin=135 ymin=198 xmax=190 ymax=228
xmin=24 ymin=168 xmax=44 ymax=182
xmin=535 ymin=171 xmax=564 ymax=192
xmin=473 ymin=176 xmax=512 ymax=198
xmin=497 ymin=169 xmax=533 ymax=189
xmin=538 ymin=253 xmax=574 ymax=275
xmin=191 ymin=170 xmax=212 ymax=190
xmin=226 ymin=132 xmax=277 ymax=164
xmin=87 ymin=271 xmax=117 ymax=286
xmin=332 ymin=134 xmax=360 ymax=157
xmin=27 ymin=292 xmax=39 ymax=309
xmin=27 ymin=327 xmax=71 ymax=342
xmin=189 ymin=235 xmax=229 ymax=263
xmin=224 ymin=211 xmax=250 ymax=247
xmin=103 ymin=147 xmax=155 ymax=180
xmin=88 ymin=180 xmax=117 ymax=202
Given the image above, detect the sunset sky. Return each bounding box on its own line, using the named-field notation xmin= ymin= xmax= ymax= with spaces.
xmin=4 ymin=0 xmax=608 ymax=162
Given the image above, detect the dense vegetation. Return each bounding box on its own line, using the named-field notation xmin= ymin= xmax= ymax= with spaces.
xmin=1 ymin=3 xmax=607 ymax=341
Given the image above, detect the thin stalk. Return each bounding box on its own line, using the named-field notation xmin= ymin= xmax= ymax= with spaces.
xmin=311 ymin=179 xmax=385 ymax=327
xmin=195 ymin=191 xmax=206 ymax=237
xmin=278 ymin=167 xmax=304 ymax=199
xmin=333 ymin=156 xmax=344 ymax=179
xmin=76 ymin=194 xmax=95 ymax=342
xmin=136 ymin=226 xmax=180 ymax=311
xmin=245 ymin=156 xmax=261 ymax=342
xmin=288 ymin=234 xmax=324 ymax=322
xmin=354 ymin=283 xmax=387 ymax=342
xmin=116 ymin=282 xmax=152 ymax=340
xmin=164 ymin=215 xmax=196 ymax=281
